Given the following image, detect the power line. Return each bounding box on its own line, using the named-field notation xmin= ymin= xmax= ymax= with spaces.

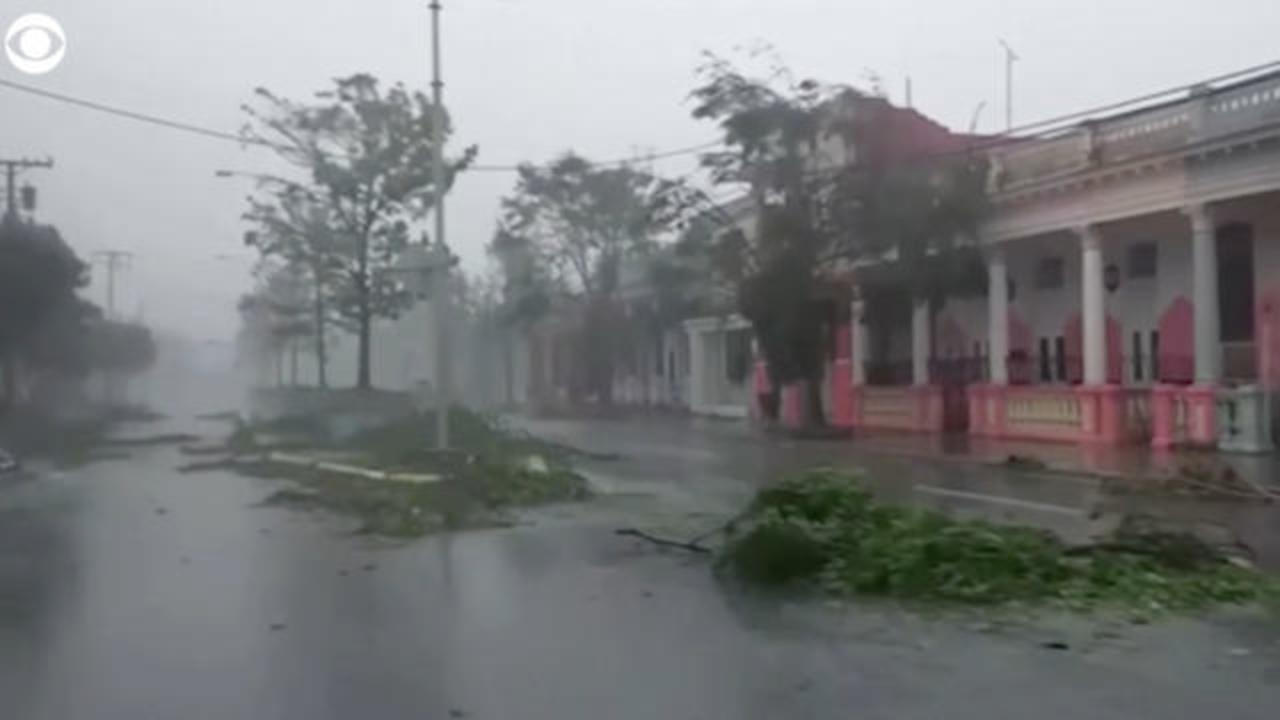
xmin=0 ymin=78 xmax=278 ymax=151
xmin=0 ymin=77 xmax=719 ymax=173
xmin=3 ymin=55 xmax=1279 ymax=175
xmin=467 ymin=140 xmax=723 ymax=172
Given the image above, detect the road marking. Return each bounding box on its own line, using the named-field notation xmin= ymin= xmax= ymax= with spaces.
xmin=914 ymin=485 xmax=1088 ymax=518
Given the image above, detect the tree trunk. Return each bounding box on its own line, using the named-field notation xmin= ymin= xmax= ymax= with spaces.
xmin=355 ymin=231 xmax=372 ymax=390
xmin=502 ymin=333 xmax=514 ymax=406
xmin=289 ymin=341 xmax=299 ymax=386
xmin=355 ymin=293 xmax=372 ymax=390
xmin=313 ymin=278 xmax=328 ymax=389
xmin=805 ymin=372 xmax=826 ymax=427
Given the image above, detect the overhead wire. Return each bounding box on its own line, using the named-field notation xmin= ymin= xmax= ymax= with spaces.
xmin=2 ymin=55 xmax=1279 ymax=174
xmin=0 ymin=77 xmax=719 ymax=172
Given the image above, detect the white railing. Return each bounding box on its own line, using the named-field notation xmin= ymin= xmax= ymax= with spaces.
xmin=1095 ymin=103 xmax=1193 ymax=164
xmin=1005 ymin=389 xmax=1081 ymax=428
xmin=1206 ymin=80 xmax=1280 ymax=136
xmin=861 ymin=387 xmax=914 ymax=418
xmin=991 ymin=71 xmax=1280 ymax=191
xmin=991 ymin=131 xmax=1090 ymax=190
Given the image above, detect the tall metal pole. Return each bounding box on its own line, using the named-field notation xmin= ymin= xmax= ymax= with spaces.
xmin=999 ymin=39 xmax=1018 ymax=132
xmin=91 ymin=249 xmax=132 ymax=406
xmin=430 ymin=0 xmax=451 ymax=450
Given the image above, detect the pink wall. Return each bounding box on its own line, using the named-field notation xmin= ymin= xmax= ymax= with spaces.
xmin=780 ymin=382 xmax=806 ymax=427
xmin=1156 ymin=296 xmax=1193 ymax=383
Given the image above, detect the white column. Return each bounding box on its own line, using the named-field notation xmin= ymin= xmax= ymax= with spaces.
xmin=851 ymin=299 xmax=867 ymax=385
xmin=686 ymin=325 xmax=705 ymax=410
xmin=911 ymin=298 xmax=930 ymax=386
xmin=987 ymin=247 xmax=1009 ymax=384
xmin=1186 ymin=203 xmax=1221 ymax=384
xmin=1080 ymin=225 xmax=1107 ymax=385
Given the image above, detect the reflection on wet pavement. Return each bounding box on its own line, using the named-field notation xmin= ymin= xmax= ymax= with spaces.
xmin=1 ymin=415 xmax=1278 ymax=719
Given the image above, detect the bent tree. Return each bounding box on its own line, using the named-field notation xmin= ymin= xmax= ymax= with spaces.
xmin=242 ymin=74 xmax=476 ymax=389
xmin=687 ymin=54 xmax=988 ymax=426
xmin=492 ymin=154 xmax=688 ymax=405
xmin=687 ymin=54 xmax=862 ymax=425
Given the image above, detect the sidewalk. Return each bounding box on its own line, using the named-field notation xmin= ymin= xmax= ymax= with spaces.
xmin=844 ymin=428 xmax=1280 ymax=487
xmin=509 ymin=412 xmax=1280 ymax=570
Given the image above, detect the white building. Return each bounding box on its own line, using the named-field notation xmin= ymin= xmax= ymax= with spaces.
xmin=840 ymin=68 xmax=1280 ymax=452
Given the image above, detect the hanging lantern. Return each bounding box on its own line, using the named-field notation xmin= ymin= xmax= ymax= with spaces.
xmin=1104 ymin=263 xmax=1121 ymax=293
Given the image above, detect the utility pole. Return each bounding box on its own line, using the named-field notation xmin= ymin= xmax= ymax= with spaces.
xmin=999 ymin=39 xmax=1018 ymax=132
xmin=429 ymin=0 xmax=452 ymax=450
xmin=1 ymin=157 xmax=53 ymax=221
xmin=93 ymin=250 xmax=133 ymax=319
xmin=92 ymin=249 xmax=132 ymax=407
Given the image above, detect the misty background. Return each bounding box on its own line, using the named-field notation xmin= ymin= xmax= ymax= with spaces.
xmin=3 ymin=0 xmax=1277 ymax=344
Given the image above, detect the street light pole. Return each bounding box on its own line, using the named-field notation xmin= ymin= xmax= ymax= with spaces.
xmin=429 ymin=0 xmax=451 ymax=450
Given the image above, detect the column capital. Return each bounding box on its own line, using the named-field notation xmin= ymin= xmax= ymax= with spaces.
xmin=1182 ymin=202 xmax=1215 ymax=233
xmin=1073 ymin=224 xmax=1102 ymax=250
xmin=984 ymin=243 xmax=1007 ymax=265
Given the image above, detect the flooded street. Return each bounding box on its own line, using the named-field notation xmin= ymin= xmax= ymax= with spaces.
xmin=1 ymin=414 xmax=1279 ymax=719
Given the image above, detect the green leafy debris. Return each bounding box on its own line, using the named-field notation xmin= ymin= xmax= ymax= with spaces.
xmin=721 ymin=469 xmax=1280 ymax=614
xmin=241 ymin=408 xmax=589 ymax=537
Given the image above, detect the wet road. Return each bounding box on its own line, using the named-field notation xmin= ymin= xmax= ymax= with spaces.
xmin=2 ymin=414 xmax=1279 ymax=719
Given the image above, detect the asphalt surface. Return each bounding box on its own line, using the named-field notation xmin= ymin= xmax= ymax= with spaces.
xmin=1 ymin=411 xmax=1279 ymax=719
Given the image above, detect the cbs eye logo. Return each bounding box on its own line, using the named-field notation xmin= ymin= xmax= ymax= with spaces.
xmin=5 ymin=13 xmax=66 ymax=75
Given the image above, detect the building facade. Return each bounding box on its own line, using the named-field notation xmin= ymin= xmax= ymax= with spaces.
xmin=837 ymin=69 xmax=1280 ymax=452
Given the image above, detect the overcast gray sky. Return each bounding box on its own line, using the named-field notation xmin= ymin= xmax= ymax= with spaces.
xmin=4 ymin=0 xmax=1279 ymax=340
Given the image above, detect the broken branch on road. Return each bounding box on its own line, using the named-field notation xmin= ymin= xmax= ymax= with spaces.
xmin=615 ymin=527 xmax=712 ymax=554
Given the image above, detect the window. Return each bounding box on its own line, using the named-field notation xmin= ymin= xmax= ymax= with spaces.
xmin=1218 ymin=224 xmax=1255 ymax=342
xmin=1054 ymin=336 xmax=1067 ymax=381
xmin=1038 ymin=337 xmax=1052 ymax=382
xmin=1128 ymin=242 xmax=1157 ymax=278
xmin=1034 ymin=257 xmax=1064 ymax=289
xmin=1150 ymin=331 xmax=1160 ymax=381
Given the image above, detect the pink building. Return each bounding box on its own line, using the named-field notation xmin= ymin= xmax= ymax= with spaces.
xmin=837 ymin=68 xmax=1280 ymax=452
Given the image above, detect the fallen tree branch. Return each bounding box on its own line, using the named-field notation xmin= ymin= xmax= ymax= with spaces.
xmin=615 ymin=528 xmax=712 ymax=554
